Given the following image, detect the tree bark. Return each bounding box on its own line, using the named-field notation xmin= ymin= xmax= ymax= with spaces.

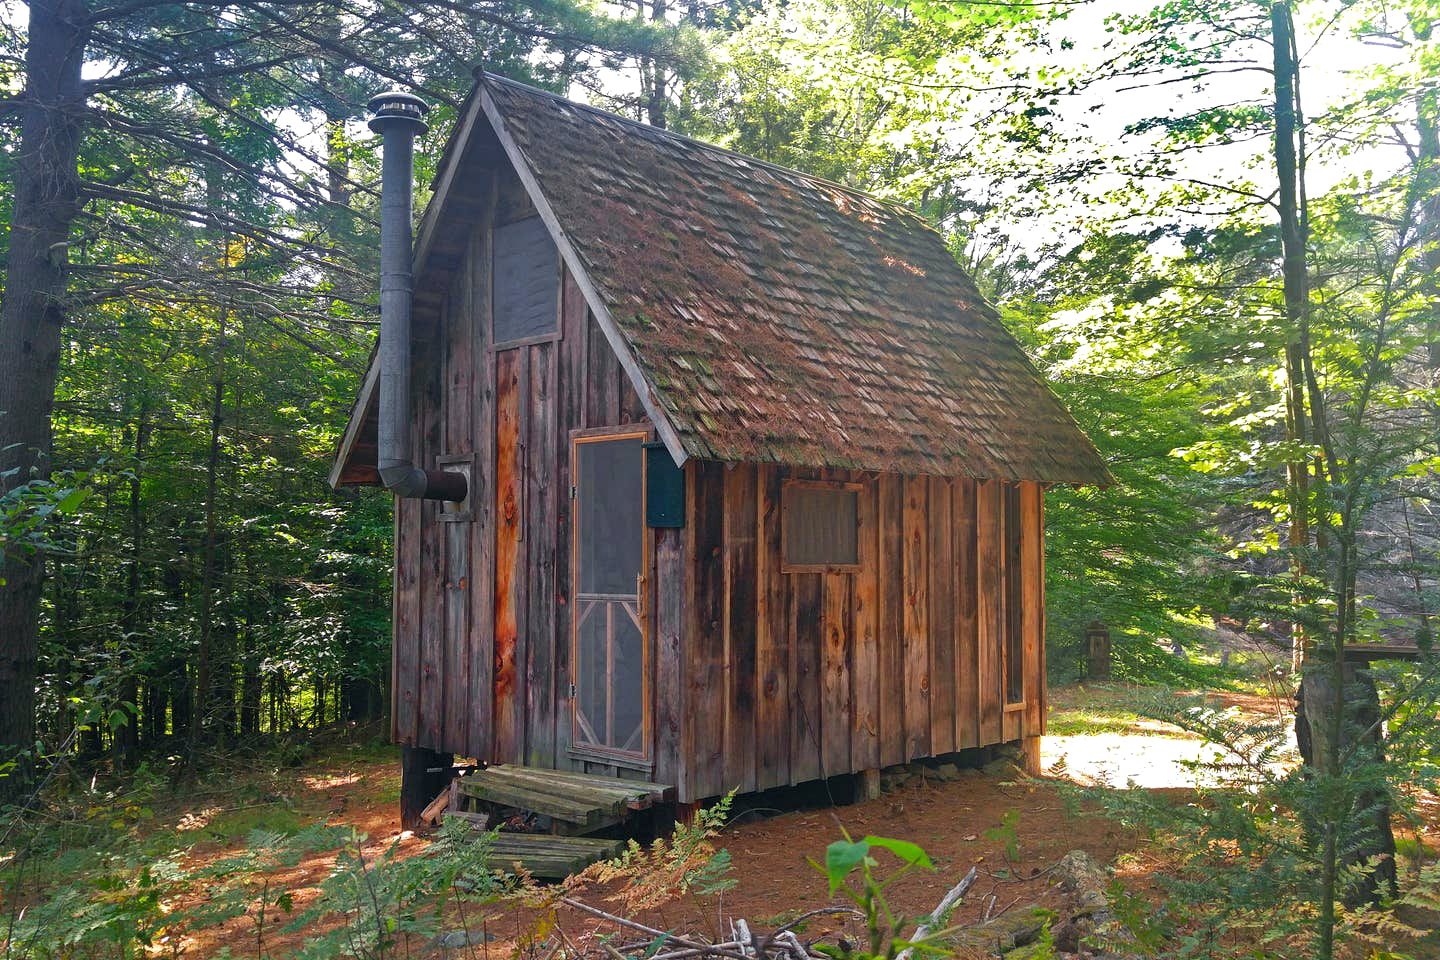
xmin=114 ymin=404 xmax=150 ymax=764
xmin=1270 ymin=2 xmax=1312 ymax=673
xmin=0 ymin=0 xmax=89 ymax=805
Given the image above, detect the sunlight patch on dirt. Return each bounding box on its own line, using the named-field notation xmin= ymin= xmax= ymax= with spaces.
xmin=301 ymin=772 xmax=362 ymax=790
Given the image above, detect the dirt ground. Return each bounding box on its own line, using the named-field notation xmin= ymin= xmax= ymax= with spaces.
xmin=35 ymin=683 xmax=1291 ymax=956
xmin=180 ymin=758 xmax=1132 ymax=957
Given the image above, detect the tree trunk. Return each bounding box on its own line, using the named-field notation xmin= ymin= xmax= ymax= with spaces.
xmin=1272 ymin=5 xmax=1396 ymax=938
xmin=0 ymin=0 xmax=89 ymax=806
xmin=189 ymin=309 xmax=226 ymax=752
xmin=1270 ymin=2 xmax=1312 ymax=673
xmin=1296 ymin=662 xmax=1399 ymax=906
xmin=114 ymin=406 xmax=150 ymax=765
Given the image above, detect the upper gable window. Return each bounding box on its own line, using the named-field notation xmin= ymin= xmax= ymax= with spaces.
xmin=493 ymin=215 xmax=559 ymax=346
xmin=782 ymin=480 xmax=861 ymax=571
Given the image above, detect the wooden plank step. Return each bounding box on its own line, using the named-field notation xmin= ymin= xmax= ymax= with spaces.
xmin=524 ymin=766 xmax=674 ymax=798
xmin=487 ymin=765 xmax=675 ymax=806
xmin=479 ymin=768 xmax=639 ymax=815
xmin=483 ymin=832 xmax=623 ymax=880
xmin=456 ymin=776 xmax=604 ymax=825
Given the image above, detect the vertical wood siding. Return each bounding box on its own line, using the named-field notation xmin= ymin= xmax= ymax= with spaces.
xmin=393 ymin=175 xmax=662 ymax=770
xmin=677 ymin=466 xmax=1048 ymax=800
xmin=391 ymin=181 xmax=1049 ymax=798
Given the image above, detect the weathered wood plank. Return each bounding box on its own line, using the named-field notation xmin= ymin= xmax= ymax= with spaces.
xmin=585 ymin=313 xmax=619 ymax=426
xmin=493 ymin=349 xmax=525 ymax=761
xmin=821 ymin=570 xmax=851 ymax=777
xmin=485 ymin=764 xmax=672 ymax=800
xmin=456 ymin=778 xmax=605 ymax=824
xmin=850 ymin=474 xmax=880 ymax=771
xmin=755 ymin=465 xmax=790 ymax=790
xmin=1037 ymin=488 xmax=1048 ymax=735
xmin=790 ymin=570 xmax=823 ymax=784
xmin=954 ymin=478 xmax=979 ymax=749
xmin=525 ymin=341 xmax=558 ymax=768
xmin=619 ymin=366 xmax=646 ymax=423
xmin=876 ymin=474 xmax=905 ymax=768
xmin=1003 ymin=484 xmax=1024 ymax=717
xmin=442 ymin=251 xmax=475 ymax=759
xmin=553 ymin=271 xmax=587 ymax=769
xmin=418 ymin=324 xmax=446 ymax=751
xmin=928 ymin=477 xmax=956 ymax=756
xmin=653 ymin=524 xmax=684 ymax=788
xmin=723 ymin=465 xmax=758 ymax=795
xmin=476 ymin=769 xmax=632 ymax=815
xmin=901 ymin=476 xmax=929 ymax=760
xmin=393 ymin=496 xmax=421 ymax=745
xmin=976 ymin=480 xmax=1002 ymax=745
xmin=468 ymin=189 xmax=497 ymax=761
xmin=1021 ymin=482 xmax=1044 ymax=737
xmin=685 ymin=460 xmax=727 ymax=798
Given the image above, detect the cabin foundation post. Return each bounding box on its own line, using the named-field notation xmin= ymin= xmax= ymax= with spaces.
xmin=1020 ymin=736 xmax=1043 ymax=777
xmin=400 ymin=745 xmax=453 ymax=829
xmin=857 ymin=768 xmax=881 ymax=801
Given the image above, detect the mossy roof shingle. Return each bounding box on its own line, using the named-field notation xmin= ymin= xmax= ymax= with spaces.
xmin=484 ymin=75 xmax=1106 ymax=483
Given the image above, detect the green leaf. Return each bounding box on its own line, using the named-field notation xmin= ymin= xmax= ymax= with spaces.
xmin=861 ymin=835 xmax=934 ymax=870
xmin=824 ymin=838 xmax=870 ymax=893
xmin=55 ymin=487 xmax=88 ymax=514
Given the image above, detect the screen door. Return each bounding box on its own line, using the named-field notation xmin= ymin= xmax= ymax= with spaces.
xmin=571 ymin=432 xmax=648 ymax=758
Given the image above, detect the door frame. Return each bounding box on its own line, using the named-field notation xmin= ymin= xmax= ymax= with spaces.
xmin=567 ymin=425 xmax=653 ymax=768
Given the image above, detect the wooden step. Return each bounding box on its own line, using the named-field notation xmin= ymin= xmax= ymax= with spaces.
xmin=478 ymin=831 xmax=624 ymax=879
xmin=456 ymin=776 xmax=605 ymax=825
xmin=454 ymin=765 xmax=675 ymax=827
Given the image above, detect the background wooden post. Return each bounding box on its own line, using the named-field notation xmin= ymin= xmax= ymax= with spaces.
xmin=1086 ymin=621 xmax=1111 ymax=680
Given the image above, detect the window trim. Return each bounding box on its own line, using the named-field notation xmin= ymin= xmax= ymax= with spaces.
xmin=780 ymin=478 xmax=864 ymax=574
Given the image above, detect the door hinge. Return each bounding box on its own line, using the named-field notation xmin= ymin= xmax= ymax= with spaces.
xmin=569 ymin=682 xmax=576 ymax=699
xmin=569 ymin=484 xmax=576 ymax=500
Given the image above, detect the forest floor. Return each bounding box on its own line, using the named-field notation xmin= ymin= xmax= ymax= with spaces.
xmin=10 ymin=676 xmax=1372 ymax=958
xmin=136 ymin=679 xmax=1292 ymax=957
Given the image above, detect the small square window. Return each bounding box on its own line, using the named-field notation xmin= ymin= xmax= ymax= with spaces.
xmin=782 ymin=481 xmax=860 ymax=571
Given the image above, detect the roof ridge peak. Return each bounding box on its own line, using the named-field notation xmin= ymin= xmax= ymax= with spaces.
xmin=479 ymin=70 xmax=921 ymax=220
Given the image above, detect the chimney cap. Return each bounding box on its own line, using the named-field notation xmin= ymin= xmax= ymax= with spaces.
xmin=368 ymin=89 xmax=430 ymax=135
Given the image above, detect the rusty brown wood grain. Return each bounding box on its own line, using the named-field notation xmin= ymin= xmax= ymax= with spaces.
xmin=928 ymin=476 xmax=956 ymax=757
xmin=976 ymin=480 xmax=1002 ymax=745
xmin=685 ymin=460 xmax=727 ymax=799
xmin=755 ymin=465 xmax=790 ymax=790
xmin=724 ymin=465 xmax=758 ymax=794
xmin=850 ymin=474 xmax=880 ymax=772
xmin=902 ymin=476 xmax=930 ymax=761
xmin=954 ymin=478 xmax=979 ymax=750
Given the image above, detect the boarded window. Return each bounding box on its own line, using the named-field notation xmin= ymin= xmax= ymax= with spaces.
xmin=782 ymin=481 xmax=860 ymax=569
xmin=493 ymin=216 xmax=558 ymax=345
xmin=1003 ymin=484 xmax=1024 ymax=705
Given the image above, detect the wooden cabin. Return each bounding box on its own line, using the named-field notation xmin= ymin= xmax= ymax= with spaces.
xmin=330 ymin=73 xmax=1109 ymax=817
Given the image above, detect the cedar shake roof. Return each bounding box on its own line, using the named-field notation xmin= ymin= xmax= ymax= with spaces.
xmin=330 ymin=73 xmax=1110 ymax=487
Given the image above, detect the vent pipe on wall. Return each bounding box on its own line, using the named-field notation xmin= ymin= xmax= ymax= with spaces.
xmin=369 ymin=90 xmax=467 ymax=502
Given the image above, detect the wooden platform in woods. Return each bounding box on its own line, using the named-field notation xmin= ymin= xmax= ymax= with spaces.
xmin=443 ymin=765 xmax=674 ymax=878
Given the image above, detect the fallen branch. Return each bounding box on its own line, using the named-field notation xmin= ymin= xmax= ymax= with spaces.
xmin=895 ymin=865 xmax=978 ymax=960
xmin=559 ymin=897 xmax=755 ymax=960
